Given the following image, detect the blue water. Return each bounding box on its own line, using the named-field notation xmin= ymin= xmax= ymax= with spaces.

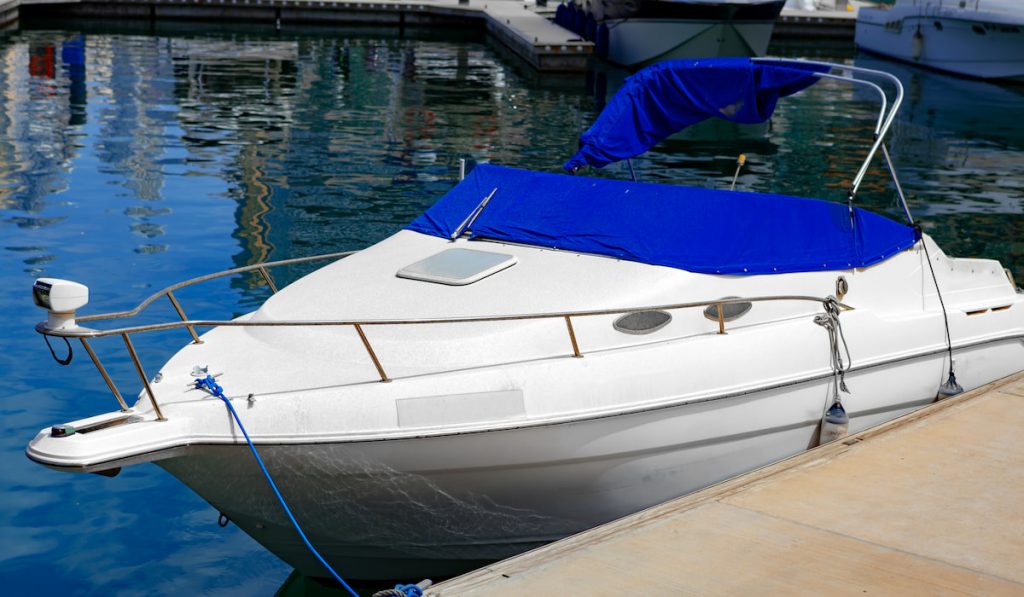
xmin=0 ymin=23 xmax=1021 ymax=596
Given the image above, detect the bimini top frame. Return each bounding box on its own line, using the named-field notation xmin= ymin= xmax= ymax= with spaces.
xmin=754 ymin=58 xmax=912 ymax=224
xmin=568 ymin=57 xmax=913 ymax=225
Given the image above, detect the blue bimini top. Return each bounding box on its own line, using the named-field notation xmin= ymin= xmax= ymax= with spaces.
xmin=406 ymin=164 xmax=918 ymax=276
xmin=565 ymin=57 xmax=827 ymax=171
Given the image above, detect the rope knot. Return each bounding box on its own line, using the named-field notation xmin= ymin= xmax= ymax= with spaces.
xmin=194 ymin=374 xmax=226 ymax=399
xmin=815 ymin=296 xmax=851 ymax=399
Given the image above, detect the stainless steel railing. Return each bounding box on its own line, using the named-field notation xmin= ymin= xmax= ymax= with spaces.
xmin=36 ymin=250 xmax=850 ymax=420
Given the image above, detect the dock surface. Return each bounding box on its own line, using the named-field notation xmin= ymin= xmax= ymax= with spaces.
xmin=431 ymin=372 xmax=1024 ymax=595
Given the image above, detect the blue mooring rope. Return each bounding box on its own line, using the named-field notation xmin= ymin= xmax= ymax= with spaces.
xmin=194 ymin=375 xmax=360 ymax=597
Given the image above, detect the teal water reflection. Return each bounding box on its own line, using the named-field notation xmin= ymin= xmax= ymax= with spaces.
xmin=0 ymin=23 xmax=1020 ymax=596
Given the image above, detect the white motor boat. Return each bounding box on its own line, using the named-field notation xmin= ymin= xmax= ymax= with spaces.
xmin=26 ymin=58 xmax=1024 ymax=581
xmin=555 ymin=0 xmax=786 ymax=68
xmin=855 ymin=0 xmax=1024 ymax=80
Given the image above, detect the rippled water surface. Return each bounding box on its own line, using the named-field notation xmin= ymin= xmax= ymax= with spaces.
xmin=0 ymin=22 xmax=1021 ymax=596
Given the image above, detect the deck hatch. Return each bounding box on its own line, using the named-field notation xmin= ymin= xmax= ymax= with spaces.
xmin=396 ymin=248 xmax=517 ymax=286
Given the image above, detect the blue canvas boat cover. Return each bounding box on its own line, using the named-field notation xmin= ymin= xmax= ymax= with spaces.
xmin=407 ymin=164 xmax=917 ymax=276
xmin=565 ymin=57 xmax=828 ymax=171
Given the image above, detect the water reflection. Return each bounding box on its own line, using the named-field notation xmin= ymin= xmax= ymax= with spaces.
xmin=0 ymin=23 xmax=1021 ymax=597
xmin=852 ymin=53 xmax=1024 ymax=264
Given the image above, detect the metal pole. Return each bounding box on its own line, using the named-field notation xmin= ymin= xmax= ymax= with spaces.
xmin=354 ymin=324 xmax=390 ymax=382
xmin=881 ymin=143 xmax=914 ymax=225
xmin=753 ymin=58 xmax=905 ymax=203
xmin=75 ymin=250 xmax=356 ymax=324
xmin=564 ymin=316 xmax=582 ymax=358
xmin=257 ymin=266 xmax=279 ymax=294
xmin=167 ymin=291 xmax=202 ymax=344
xmin=121 ymin=333 xmax=166 ymax=421
xmin=459 ymin=158 xmax=466 ymax=181
xmin=80 ymin=338 xmax=130 ymax=412
xmin=717 ymin=303 xmax=726 ymax=335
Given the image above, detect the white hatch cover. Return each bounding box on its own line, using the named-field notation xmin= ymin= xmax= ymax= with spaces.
xmin=396 ymin=248 xmax=518 ymax=286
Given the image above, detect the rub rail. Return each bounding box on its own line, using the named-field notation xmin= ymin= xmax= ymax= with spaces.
xmin=36 ymin=251 xmax=852 ymax=419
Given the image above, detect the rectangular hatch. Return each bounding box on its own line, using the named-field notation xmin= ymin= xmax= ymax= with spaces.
xmin=396 ymin=248 xmax=517 ymax=286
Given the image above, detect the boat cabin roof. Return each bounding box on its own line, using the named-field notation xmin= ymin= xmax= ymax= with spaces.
xmin=407 ymin=164 xmax=917 ymax=276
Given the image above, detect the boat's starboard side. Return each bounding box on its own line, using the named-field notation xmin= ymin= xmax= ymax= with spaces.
xmin=26 ymin=232 xmax=1024 ymax=473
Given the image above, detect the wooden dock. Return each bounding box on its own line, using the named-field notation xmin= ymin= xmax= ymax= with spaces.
xmin=431 ymin=371 xmax=1024 ymax=595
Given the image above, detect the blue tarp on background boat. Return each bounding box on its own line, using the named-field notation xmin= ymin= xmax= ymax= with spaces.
xmin=407 ymin=164 xmax=918 ymax=276
xmin=564 ymin=58 xmax=828 ymax=171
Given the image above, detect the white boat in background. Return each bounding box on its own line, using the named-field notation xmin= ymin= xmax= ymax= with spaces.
xmin=556 ymin=0 xmax=786 ymax=68
xmin=855 ymin=0 xmax=1024 ymax=80
xmin=26 ymin=58 xmax=1024 ymax=581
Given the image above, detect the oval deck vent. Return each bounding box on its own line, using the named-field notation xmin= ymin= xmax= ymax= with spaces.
xmin=613 ymin=310 xmax=672 ymax=335
xmin=703 ymin=299 xmax=753 ymax=322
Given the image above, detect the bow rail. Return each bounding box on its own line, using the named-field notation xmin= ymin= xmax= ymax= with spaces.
xmin=35 ymin=251 xmax=851 ymax=421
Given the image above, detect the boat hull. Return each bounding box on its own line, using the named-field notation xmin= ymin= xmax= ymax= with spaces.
xmin=604 ymin=18 xmax=778 ymax=68
xmin=25 ymin=230 xmax=1024 ymax=581
xmin=154 ymin=341 xmax=1009 ymax=580
xmin=577 ymin=0 xmax=785 ymax=68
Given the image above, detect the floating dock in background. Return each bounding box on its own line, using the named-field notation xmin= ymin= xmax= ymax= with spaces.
xmin=431 ymin=372 xmax=1024 ymax=595
xmin=14 ymin=0 xmax=592 ymax=72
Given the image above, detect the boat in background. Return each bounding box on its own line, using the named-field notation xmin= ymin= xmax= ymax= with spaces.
xmin=26 ymin=58 xmax=1024 ymax=580
xmin=855 ymin=0 xmax=1024 ymax=80
xmin=556 ymin=0 xmax=786 ymax=68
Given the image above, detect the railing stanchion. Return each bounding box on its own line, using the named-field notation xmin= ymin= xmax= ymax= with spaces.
xmin=354 ymin=324 xmax=390 ymax=383
xmin=80 ymin=338 xmax=130 ymax=412
xmin=258 ymin=266 xmax=279 ymax=294
xmin=565 ymin=315 xmax=583 ymax=358
xmin=717 ymin=303 xmax=726 ymax=335
xmin=167 ymin=291 xmax=202 ymax=344
xmin=121 ymin=333 xmax=166 ymax=421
